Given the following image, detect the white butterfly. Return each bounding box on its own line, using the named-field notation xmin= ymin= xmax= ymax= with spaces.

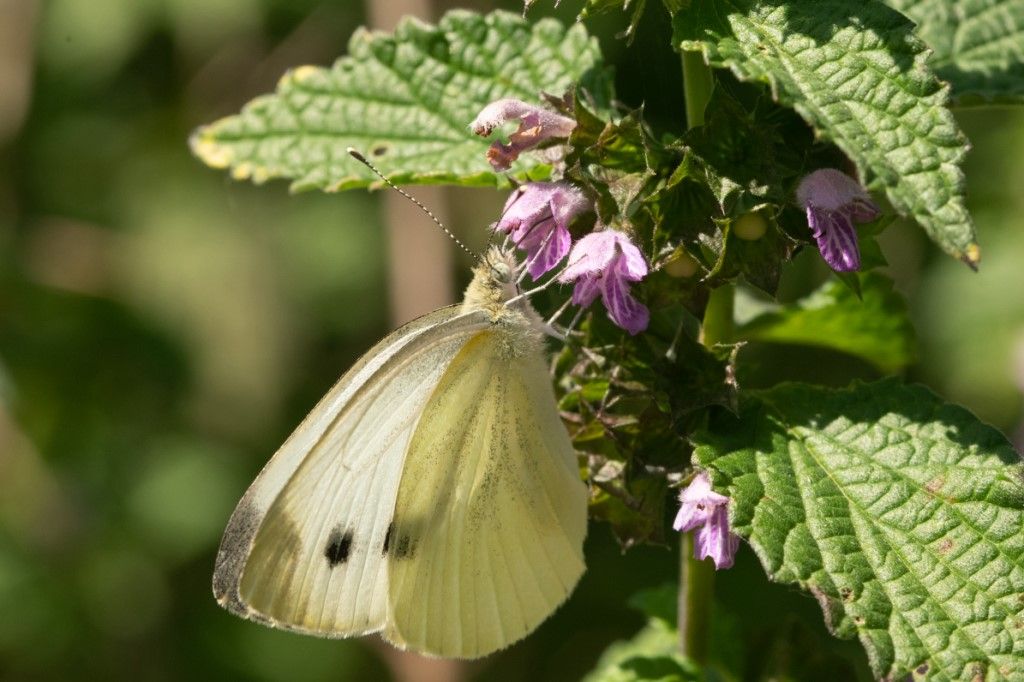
xmin=213 ymin=247 xmax=588 ymax=658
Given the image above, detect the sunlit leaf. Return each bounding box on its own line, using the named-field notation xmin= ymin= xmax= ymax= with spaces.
xmin=886 ymin=0 xmax=1024 ymax=104
xmin=694 ymin=379 xmax=1024 ymax=680
xmin=672 ymin=0 xmax=978 ymax=265
xmin=191 ymin=10 xmax=603 ymax=190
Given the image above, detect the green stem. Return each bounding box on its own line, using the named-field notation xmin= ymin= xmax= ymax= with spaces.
xmin=679 ymin=535 xmax=715 ymax=665
xmin=700 ymin=283 xmax=735 ymax=348
xmin=682 ymin=51 xmax=714 ymax=129
xmin=678 ymin=48 xmax=724 ymax=666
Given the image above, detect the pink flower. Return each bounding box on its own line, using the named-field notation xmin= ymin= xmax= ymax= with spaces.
xmin=558 ymin=229 xmax=649 ymax=335
xmin=471 ymin=98 xmax=576 ymax=171
xmin=495 ymin=182 xmax=590 ymax=279
xmin=674 ymin=472 xmax=739 ymax=570
xmin=796 ymin=168 xmax=881 ymax=272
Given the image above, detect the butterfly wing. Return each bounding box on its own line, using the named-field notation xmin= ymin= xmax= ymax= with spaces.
xmin=383 ymin=327 xmax=588 ymax=658
xmin=213 ymin=305 xmax=491 ymax=636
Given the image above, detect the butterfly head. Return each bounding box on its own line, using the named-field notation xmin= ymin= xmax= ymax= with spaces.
xmin=462 ymin=247 xmax=547 ymax=353
xmin=463 ymin=247 xmax=523 ymax=312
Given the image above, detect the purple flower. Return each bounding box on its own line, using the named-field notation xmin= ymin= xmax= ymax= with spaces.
xmin=558 ymin=229 xmax=649 ymax=335
xmin=495 ymin=182 xmax=590 ymax=279
xmin=471 ymin=99 xmax=576 ymax=171
xmin=796 ymin=168 xmax=881 ymax=272
xmin=673 ymin=472 xmax=739 ymax=570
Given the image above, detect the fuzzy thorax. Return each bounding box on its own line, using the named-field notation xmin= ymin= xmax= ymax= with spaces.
xmin=462 ymin=247 xmax=545 ymax=358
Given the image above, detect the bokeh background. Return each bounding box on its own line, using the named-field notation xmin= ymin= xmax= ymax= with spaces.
xmin=1 ymin=1 xmax=1021 ymax=680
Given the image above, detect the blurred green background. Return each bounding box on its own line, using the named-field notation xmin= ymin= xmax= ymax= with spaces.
xmin=1 ymin=1 xmax=1022 ymax=680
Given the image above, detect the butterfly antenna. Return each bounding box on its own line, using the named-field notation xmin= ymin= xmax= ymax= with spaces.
xmin=347 ymin=148 xmax=479 ymax=260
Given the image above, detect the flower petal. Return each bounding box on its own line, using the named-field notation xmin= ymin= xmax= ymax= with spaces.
xmin=807 ymin=205 xmax=861 ymax=272
xmin=673 ymin=502 xmax=709 ymax=533
xmin=796 ymin=168 xmax=873 ymax=212
xmin=694 ymin=506 xmax=739 ymax=569
xmin=601 ymin=256 xmax=650 ymax=335
xmin=558 ymin=231 xmax=618 ymax=282
xmin=570 ymin=273 xmax=601 ymax=308
xmin=848 ymin=197 xmax=881 ymax=224
xmin=549 ymin=184 xmax=590 ymax=231
xmin=679 ymin=472 xmax=728 ymax=506
xmin=471 ymin=99 xmax=575 ymax=171
xmin=526 ymin=223 xmax=571 ymax=279
xmin=611 ymin=236 xmax=648 ymax=281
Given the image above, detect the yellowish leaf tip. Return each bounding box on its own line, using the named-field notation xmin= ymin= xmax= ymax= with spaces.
xmin=231 ymin=162 xmax=253 ymax=181
xmin=278 ymin=65 xmax=320 ymax=89
xmin=963 ymin=243 xmax=981 ymax=270
xmin=292 ymin=65 xmax=320 ymax=83
xmin=190 ymin=128 xmax=234 ymax=170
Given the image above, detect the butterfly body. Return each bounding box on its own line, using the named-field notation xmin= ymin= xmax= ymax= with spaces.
xmin=213 ymin=248 xmax=587 ymax=658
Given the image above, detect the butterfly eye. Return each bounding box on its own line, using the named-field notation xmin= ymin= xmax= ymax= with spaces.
xmin=491 ymin=262 xmax=513 ymax=283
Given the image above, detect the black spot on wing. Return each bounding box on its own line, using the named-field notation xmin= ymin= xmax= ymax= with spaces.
xmin=382 ymin=522 xmax=394 ymax=556
xmin=324 ymin=527 xmax=353 ymax=567
xmin=393 ymin=533 xmax=416 ymax=560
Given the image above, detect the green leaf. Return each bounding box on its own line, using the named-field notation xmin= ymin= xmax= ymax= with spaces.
xmin=525 ymin=0 xmax=648 ymax=41
xmin=693 ymin=379 xmax=1024 ymax=681
xmin=190 ymin=10 xmax=602 ymax=191
xmin=885 ymin=0 xmax=1024 ymax=104
xmin=736 ymin=273 xmax=916 ymax=373
xmin=580 ymin=0 xmax=648 ymax=42
xmin=672 ymin=0 xmax=979 ymax=266
xmin=584 ymin=618 xmax=699 ymax=682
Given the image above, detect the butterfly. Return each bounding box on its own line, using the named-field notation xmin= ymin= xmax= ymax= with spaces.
xmin=212 ymin=247 xmax=588 ymax=658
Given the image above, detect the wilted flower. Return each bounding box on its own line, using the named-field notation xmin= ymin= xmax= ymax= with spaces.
xmin=673 ymin=472 xmax=739 ymax=570
xmin=558 ymin=229 xmax=649 ymax=335
xmin=494 ymin=182 xmax=590 ymax=279
xmin=471 ymin=98 xmax=576 ymax=171
xmin=796 ymin=168 xmax=880 ymax=272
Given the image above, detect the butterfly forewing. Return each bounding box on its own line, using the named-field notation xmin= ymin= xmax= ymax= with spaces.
xmin=383 ymin=328 xmax=588 ymax=658
xmin=213 ymin=306 xmax=491 ymax=636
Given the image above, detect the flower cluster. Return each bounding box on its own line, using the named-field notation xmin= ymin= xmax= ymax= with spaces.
xmin=475 ymin=99 xmax=649 ymax=335
xmin=673 ymin=472 xmax=740 ymax=570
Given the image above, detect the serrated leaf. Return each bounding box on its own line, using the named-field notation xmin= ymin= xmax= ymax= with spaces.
xmin=737 ymin=273 xmax=916 ymax=373
xmin=693 ymin=379 xmax=1024 ymax=680
xmin=885 ymin=0 xmax=1024 ymax=104
xmin=190 ymin=10 xmax=602 ymax=191
xmin=672 ymin=0 xmax=979 ymax=266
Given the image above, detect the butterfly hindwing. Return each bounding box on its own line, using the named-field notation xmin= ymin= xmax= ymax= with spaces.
xmin=383 ymin=327 xmax=588 ymax=657
xmin=213 ymin=306 xmax=491 ymax=636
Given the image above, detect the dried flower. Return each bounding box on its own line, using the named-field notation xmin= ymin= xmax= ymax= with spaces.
xmin=471 ymin=98 xmax=576 ymax=171
xmin=558 ymin=229 xmax=649 ymax=335
xmin=494 ymin=182 xmax=590 ymax=279
xmin=796 ymin=168 xmax=880 ymax=272
xmin=673 ymin=472 xmax=740 ymax=570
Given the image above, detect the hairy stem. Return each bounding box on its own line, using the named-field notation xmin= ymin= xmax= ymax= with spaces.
xmin=678 ymin=49 xmax=722 ymax=666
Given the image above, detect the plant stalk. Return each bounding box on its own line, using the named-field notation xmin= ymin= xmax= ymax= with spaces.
xmin=679 ymin=534 xmax=716 ymax=665
xmin=682 ymin=51 xmax=714 ymax=129
xmin=678 ymin=49 xmax=724 ymax=666
xmin=700 ymin=283 xmax=735 ymax=348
